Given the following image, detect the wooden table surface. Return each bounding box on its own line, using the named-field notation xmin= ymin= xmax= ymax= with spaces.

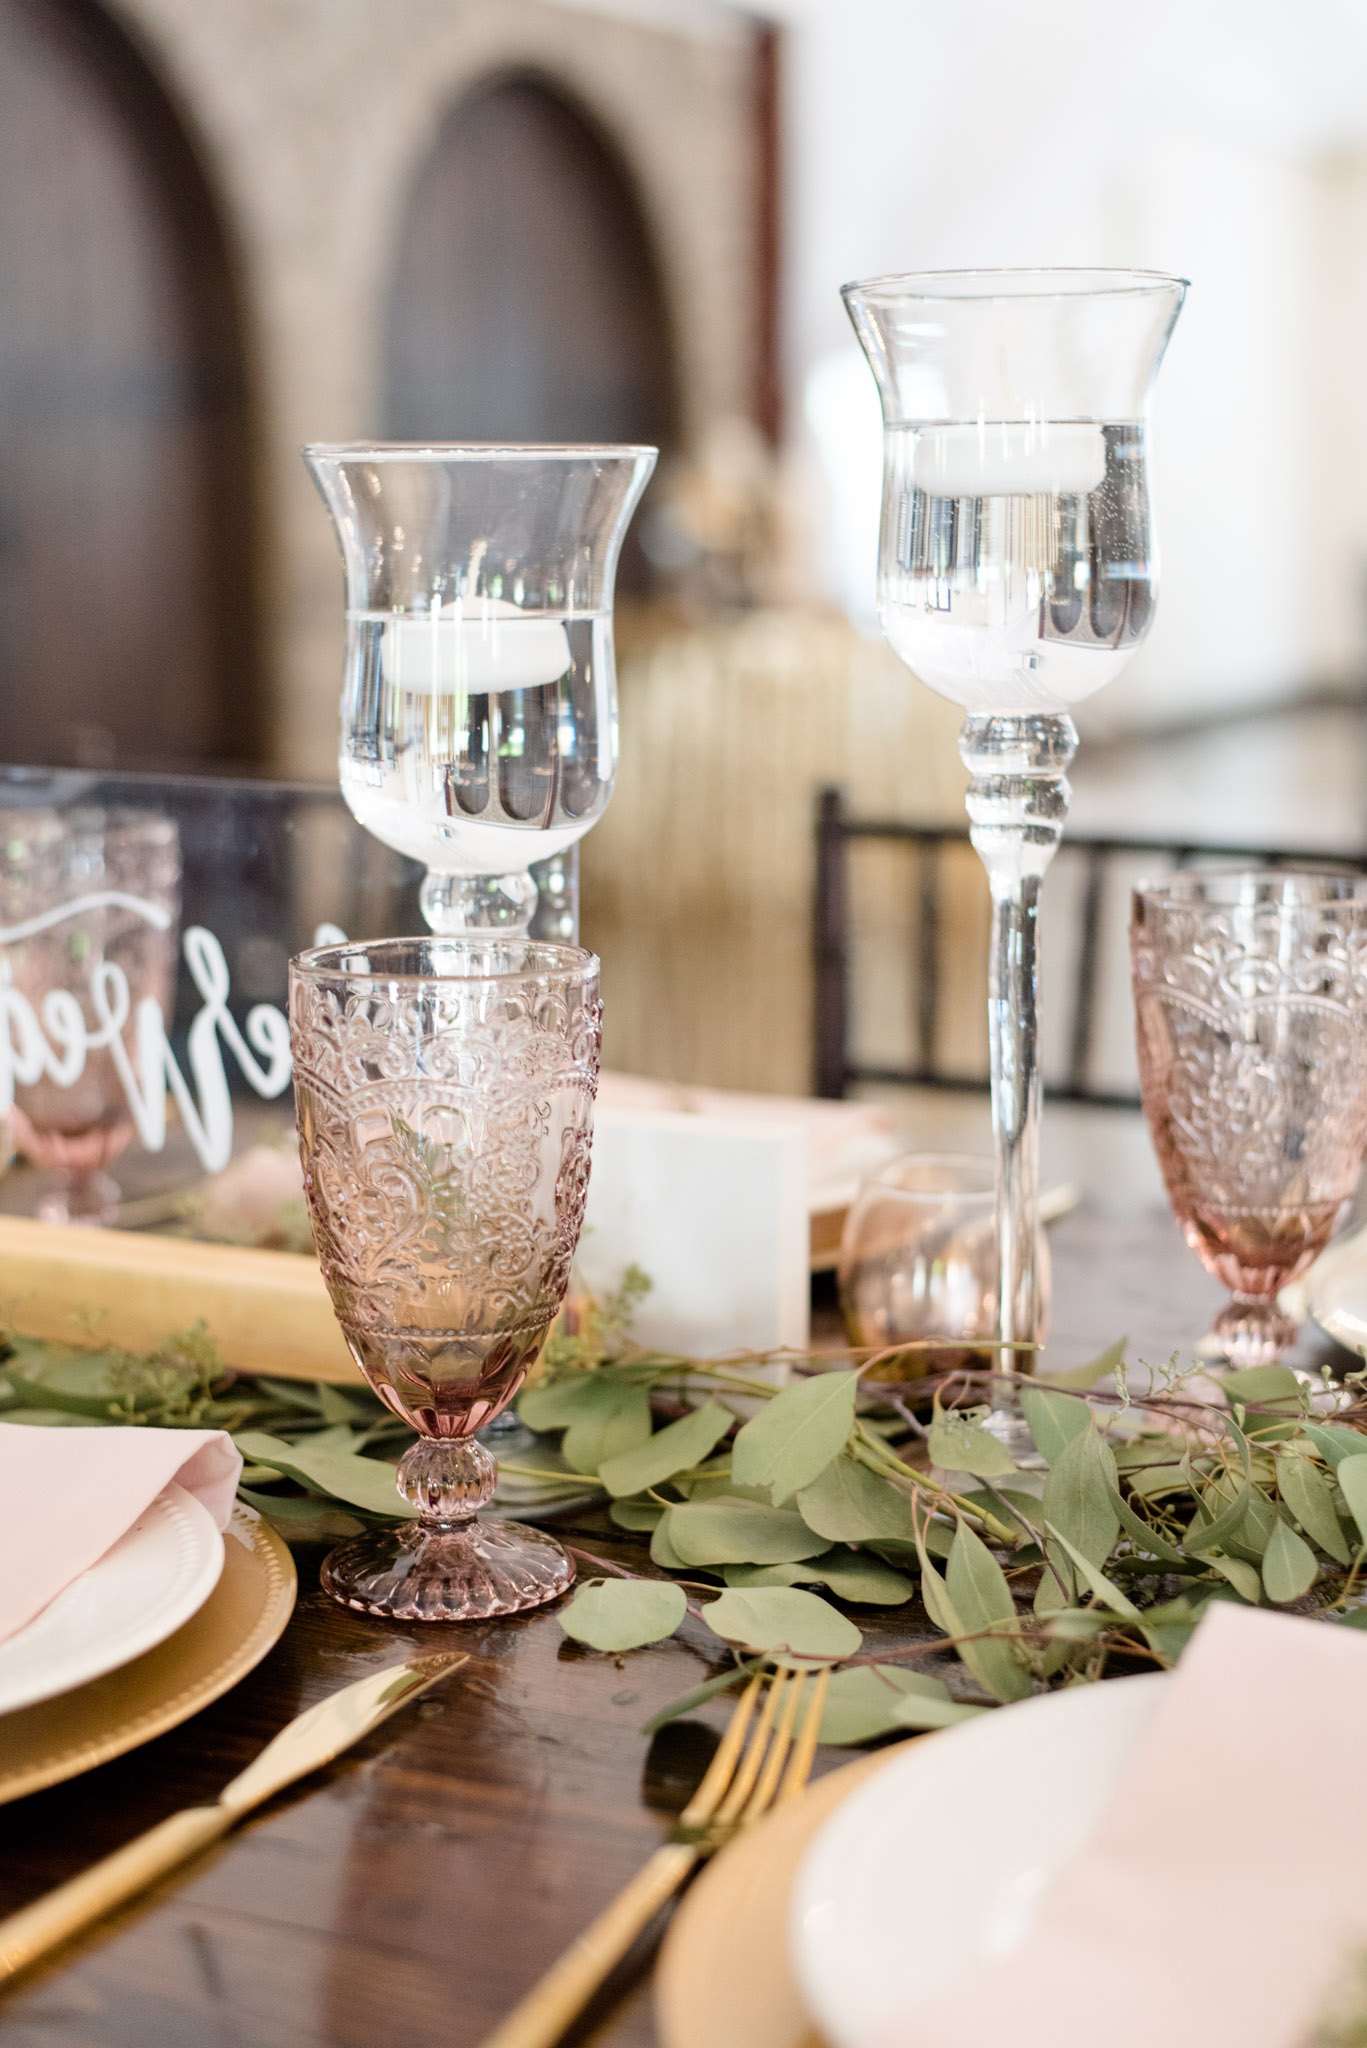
xmin=0 ymin=1178 xmax=1349 ymax=2048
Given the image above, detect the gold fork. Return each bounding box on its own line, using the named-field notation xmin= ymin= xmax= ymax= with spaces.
xmin=477 ymin=1664 xmax=829 ymax=2048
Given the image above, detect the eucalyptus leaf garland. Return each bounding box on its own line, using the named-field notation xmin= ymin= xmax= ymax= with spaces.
xmin=3 ymin=1283 xmax=1367 ymax=1754
xmin=520 ymin=1309 xmax=1367 ymax=1743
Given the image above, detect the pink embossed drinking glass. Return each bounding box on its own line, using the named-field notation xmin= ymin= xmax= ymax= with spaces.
xmin=289 ymin=936 xmax=600 ymax=1620
xmin=1131 ymin=870 xmax=1367 ymax=1370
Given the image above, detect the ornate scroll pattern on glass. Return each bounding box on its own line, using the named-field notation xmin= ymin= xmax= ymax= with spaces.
xmin=290 ymin=938 xmax=600 ymax=1621
xmin=1132 ymin=875 xmax=1367 ymax=1369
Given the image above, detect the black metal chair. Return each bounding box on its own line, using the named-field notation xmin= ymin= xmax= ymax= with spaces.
xmin=813 ymin=786 xmax=1367 ymax=1110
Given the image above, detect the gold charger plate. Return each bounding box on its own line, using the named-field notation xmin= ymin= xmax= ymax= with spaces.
xmin=0 ymin=1503 xmax=296 ymax=1804
xmin=656 ymin=1749 xmax=900 ymax=2048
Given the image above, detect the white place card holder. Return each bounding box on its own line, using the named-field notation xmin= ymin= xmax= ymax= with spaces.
xmin=577 ymin=1106 xmax=810 ymax=1356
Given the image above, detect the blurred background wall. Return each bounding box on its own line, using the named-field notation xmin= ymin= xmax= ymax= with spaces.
xmin=8 ymin=0 xmax=1367 ymax=1097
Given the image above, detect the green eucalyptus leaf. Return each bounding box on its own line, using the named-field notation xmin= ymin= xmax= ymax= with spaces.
xmin=872 ymin=1518 xmax=954 ymax=1564
xmin=926 ymin=1407 xmax=1017 ymax=1478
xmin=1039 ymin=1335 xmax=1127 ymax=1391
xmin=1222 ymin=1365 xmax=1304 ymax=1408
xmin=731 ymin=1371 xmax=859 ymax=1504
xmin=1277 ymin=1452 xmax=1351 ymax=1565
xmin=1127 ymin=1464 xmax=1196 ymax=1501
xmin=1337 ymin=1607 xmax=1367 ymax=1630
xmin=233 ymin=1431 xmax=410 ymax=1518
xmin=1261 ymin=1518 xmax=1319 ymax=1604
xmin=796 ymin=1456 xmax=915 ymax=1542
xmin=955 ymin=1487 xmax=1042 ymax=1541
xmin=912 ymin=1515 xmax=966 ymax=1642
xmin=609 ymin=1497 xmax=665 ymax=1531
xmin=236 ymin=1484 xmax=360 ymax=1524
xmin=1042 ymin=1609 xmax=1108 ymax=1641
xmin=563 ymin=1384 xmax=652 ymax=1477
xmin=1103 ymin=1476 xmax=1185 ymax=1564
xmin=817 ymin=1665 xmax=953 ymax=1745
xmin=1301 ymin=1421 xmax=1367 ymax=1471
xmin=685 ymin=1474 xmax=772 ymax=1503
xmin=596 ymin=1401 xmax=732 ymax=1497
xmin=886 ymin=1692 xmax=985 ymax=1732
xmin=665 ymin=1497 xmax=832 ymax=1567
xmin=1206 ymin=1553 xmax=1262 ymax=1603
xmin=559 ymin=1578 xmax=688 ymax=1652
xmin=1033 ymin=1568 xmax=1070 ymax=1619
xmin=1020 ymin=1386 xmax=1090 ymax=1466
xmin=1230 ymin=1485 xmax=1278 ymax=1562
xmin=519 ymin=1374 xmax=629 ymax=1431
xmin=2 ymin=1373 xmax=121 ymax=1419
xmin=1337 ymin=1456 xmax=1367 ymax=1545
xmin=1114 ymin=1439 xmax=1189 ymax=1471
xmin=722 ymin=1553 xmax=914 ymax=1605
xmin=256 ymin=1377 xmax=327 ymax=1413
xmin=945 ymin=1522 xmax=1032 ymax=1703
xmin=0 ymin=1406 xmax=98 ymax=1426
xmin=1184 ymin=1421 xmax=1256 ymax=1557
xmin=1040 ymin=1425 xmax=1119 ymax=1567
xmin=1140 ymin=1596 xmax=1199 ymax=1664
xmin=700 ymin=1585 xmax=861 ymax=1662
xmin=650 ymin=1515 xmax=690 ymax=1571
xmin=1044 ymin=1523 xmax=1140 ymax=1620
xmin=317 ymin=1383 xmax=374 ymax=1425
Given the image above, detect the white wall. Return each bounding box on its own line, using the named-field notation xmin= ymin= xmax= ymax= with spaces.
xmin=769 ymin=0 xmax=1367 ymax=730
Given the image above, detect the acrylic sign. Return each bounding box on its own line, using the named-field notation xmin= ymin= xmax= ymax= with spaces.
xmin=0 ymin=893 xmax=317 ymax=1174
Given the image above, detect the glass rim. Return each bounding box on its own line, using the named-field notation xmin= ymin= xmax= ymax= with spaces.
xmin=840 ymin=265 xmax=1189 ymax=305
xmin=301 ymin=441 xmax=659 ymax=465
xmin=290 ymin=938 xmax=600 ymax=988
xmin=862 ymin=1150 xmax=996 ymax=1197
xmin=1133 ymin=865 xmax=1367 ymax=909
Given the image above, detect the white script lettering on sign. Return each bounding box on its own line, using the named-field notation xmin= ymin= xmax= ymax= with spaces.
xmin=0 ymin=895 xmax=300 ymax=1173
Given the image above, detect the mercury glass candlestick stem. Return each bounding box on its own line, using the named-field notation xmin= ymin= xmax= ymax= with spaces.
xmin=842 ymin=270 xmax=1185 ymax=1426
xmin=304 ymin=443 xmax=656 ymax=939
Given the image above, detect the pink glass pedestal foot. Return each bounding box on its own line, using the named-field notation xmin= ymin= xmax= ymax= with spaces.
xmin=320 ymin=1516 xmax=574 ymax=1623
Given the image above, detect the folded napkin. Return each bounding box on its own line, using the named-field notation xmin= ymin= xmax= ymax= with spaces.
xmin=0 ymin=1424 xmax=242 ymax=1645
xmin=869 ymin=1602 xmax=1367 ymax=2048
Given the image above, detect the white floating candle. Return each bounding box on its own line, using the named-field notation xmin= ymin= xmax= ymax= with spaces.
xmin=915 ymin=422 xmax=1107 ymax=498
xmin=379 ymin=597 xmax=572 ymax=695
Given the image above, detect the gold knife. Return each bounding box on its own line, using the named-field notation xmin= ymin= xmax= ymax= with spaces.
xmin=0 ymin=1650 xmax=468 ymax=1986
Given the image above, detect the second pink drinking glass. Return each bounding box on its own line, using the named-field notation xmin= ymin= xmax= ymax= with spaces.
xmin=289 ymin=936 xmax=600 ymax=1621
xmin=1131 ymin=870 xmax=1367 ymax=1369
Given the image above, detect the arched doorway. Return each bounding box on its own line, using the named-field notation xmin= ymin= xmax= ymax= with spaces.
xmin=0 ymin=0 xmax=260 ymax=769
xmin=383 ymin=72 xmax=680 ymax=588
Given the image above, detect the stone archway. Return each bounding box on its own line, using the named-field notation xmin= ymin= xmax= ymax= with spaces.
xmin=383 ymin=71 xmax=681 ymax=587
xmin=0 ymin=0 xmax=260 ymax=768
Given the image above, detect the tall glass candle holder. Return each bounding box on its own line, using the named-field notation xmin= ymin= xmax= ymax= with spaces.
xmin=843 ymin=271 xmax=1185 ymax=1420
xmin=305 ymin=444 xmax=656 ymax=939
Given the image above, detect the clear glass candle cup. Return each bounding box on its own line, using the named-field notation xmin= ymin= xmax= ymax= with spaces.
xmin=838 ymin=1153 xmax=1050 ymax=1382
xmin=842 ymin=270 xmax=1184 ymax=1431
xmin=304 ymin=443 xmax=655 ymax=940
xmin=289 ymin=935 xmax=601 ymax=1622
xmin=1131 ymin=869 xmax=1367 ymax=1370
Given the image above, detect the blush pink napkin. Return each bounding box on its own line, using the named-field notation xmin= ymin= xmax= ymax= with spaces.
xmin=867 ymin=1602 xmax=1367 ymax=2048
xmin=0 ymin=1422 xmax=242 ymax=1644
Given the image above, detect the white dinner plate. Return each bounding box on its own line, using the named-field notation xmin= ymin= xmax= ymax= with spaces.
xmin=790 ymin=1673 xmax=1168 ymax=2048
xmin=1288 ymin=1221 xmax=1367 ymax=1356
xmin=0 ymin=1481 xmax=225 ymax=1716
